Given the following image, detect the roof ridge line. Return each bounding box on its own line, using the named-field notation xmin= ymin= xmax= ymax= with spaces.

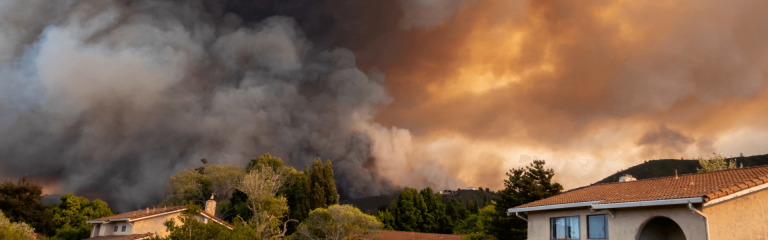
xmin=589 ymin=164 xmax=768 ymax=187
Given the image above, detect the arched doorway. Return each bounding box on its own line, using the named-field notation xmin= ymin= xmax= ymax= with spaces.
xmin=638 ymin=217 xmax=686 ymax=240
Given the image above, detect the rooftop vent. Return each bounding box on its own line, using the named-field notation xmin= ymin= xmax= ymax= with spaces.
xmin=619 ymin=174 xmax=636 ymax=182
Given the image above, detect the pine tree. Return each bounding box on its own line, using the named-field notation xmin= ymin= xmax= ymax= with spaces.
xmin=490 ymin=160 xmax=563 ymax=240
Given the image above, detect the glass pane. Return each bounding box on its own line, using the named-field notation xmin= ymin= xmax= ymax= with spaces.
xmin=551 ymin=218 xmax=556 ymax=239
xmin=567 ymin=216 xmax=580 ymax=239
xmin=588 ymin=215 xmax=607 ymax=239
xmin=555 ymin=218 xmax=566 ymax=239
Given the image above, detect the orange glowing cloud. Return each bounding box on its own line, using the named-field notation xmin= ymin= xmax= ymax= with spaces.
xmin=372 ymin=0 xmax=768 ymax=189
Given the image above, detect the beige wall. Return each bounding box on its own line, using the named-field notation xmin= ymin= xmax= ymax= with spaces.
xmin=526 ymin=205 xmax=707 ymax=240
xmin=704 ymin=187 xmax=768 ymax=240
xmin=89 ymin=211 xmax=219 ymax=239
xmin=130 ymin=212 xmax=190 ymax=238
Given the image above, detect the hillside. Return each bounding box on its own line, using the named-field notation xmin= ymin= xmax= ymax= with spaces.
xmin=340 ymin=189 xmax=500 ymax=214
xmin=594 ymin=153 xmax=768 ymax=184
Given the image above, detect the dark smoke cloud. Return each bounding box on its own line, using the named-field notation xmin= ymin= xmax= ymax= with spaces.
xmin=0 ymin=0 xmax=462 ymax=211
xmin=636 ymin=125 xmax=694 ymax=159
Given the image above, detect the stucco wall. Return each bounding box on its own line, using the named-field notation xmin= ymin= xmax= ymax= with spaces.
xmin=130 ymin=212 xmax=185 ymax=238
xmin=526 ymin=205 xmax=707 ymax=240
xmin=704 ymin=187 xmax=768 ymax=240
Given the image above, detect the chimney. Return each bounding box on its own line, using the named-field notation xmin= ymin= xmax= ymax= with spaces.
xmin=205 ymin=194 xmax=216 ymax=214
xmin=619 ymin=174 xmax=636 ymax=182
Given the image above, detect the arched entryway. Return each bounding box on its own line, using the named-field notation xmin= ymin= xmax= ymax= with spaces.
xmin=638 ymin=217 xmax=686 ymax=240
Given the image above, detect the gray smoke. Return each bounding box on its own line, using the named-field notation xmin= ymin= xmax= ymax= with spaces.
xmin=0 ymin=0 xmax=461 ymax=211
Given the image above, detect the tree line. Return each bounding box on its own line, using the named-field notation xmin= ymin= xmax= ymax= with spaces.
xmin=376 ymin=160 xmax=563 ymax=240
xmin=0 ymin=177 xmax=117 ymax=240
xmin=2 ymin=156 xmax=564 ymax=240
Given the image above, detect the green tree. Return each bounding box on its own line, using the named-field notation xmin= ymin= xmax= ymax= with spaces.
xmin=384 ymin=188 xmax=423 ymax=232
xmin=698 ymin=152 xmax=737 ymax=173
xmin=50 ymin=194 xmax=116 ymax=240
xmin=159 ymin=163 xmax=245 ymax=208
xmin=304 ymin=159 xmax=338 ymax=209
xmin=419 ymin=188 xmax=452 ymax=233
xmin=0 ymin=210 xmax=36 ymax=240
xmin=376 ymin=209 xmax=395 ymax=231
xmin=377 ymin=187 xmax=452 ymax=234
xmin=0 ymin=177 xmax=55 ymax=236
xmin=454 ymin=204 xmax=496 ymax=239
xmin=490 ymin=160 xmax=563 ymax=240
xmin=235 ymin=164 xmax=293 ymax=239
xmin=295 ymin=205 xmax=381 ymax=240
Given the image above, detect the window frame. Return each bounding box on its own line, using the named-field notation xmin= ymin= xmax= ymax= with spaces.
xmin=121 ymin=225 xmax=127 ymax=232
xmin=550 ymin=215 xmax=581 ymax=239
xmin=113 ymin=225 xmax=118 ymax=232
xmin=587 ymin=214 xmax=608 ymax=239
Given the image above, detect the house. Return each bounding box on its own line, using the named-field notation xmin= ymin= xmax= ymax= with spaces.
xmin=508 ymin=165 xmax=768 ymax=240
xmin=85 ymin=197 xmax=232 ymax=239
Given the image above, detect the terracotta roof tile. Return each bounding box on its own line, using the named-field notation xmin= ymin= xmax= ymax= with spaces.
xmin=88 ymin=205 xmax=233 ymax=229
xmin=513 ymin=165 xmax=768 ymax=209
xmin=90 ymin=206 xmax=186 ymax=222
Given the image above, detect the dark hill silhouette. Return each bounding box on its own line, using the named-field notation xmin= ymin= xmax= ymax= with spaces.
xmin=595 ymin=153 xmax=768 ymax=184
xmin=340 ymin=189 xmax=499 ymax=215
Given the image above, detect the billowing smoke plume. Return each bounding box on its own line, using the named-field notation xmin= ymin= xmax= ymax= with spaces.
xmin=0 ymin=0 xmax=461 ymax=211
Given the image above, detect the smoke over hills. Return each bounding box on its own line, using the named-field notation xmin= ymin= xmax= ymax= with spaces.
xmin=4 ymin=0 xmax=768 ymax=211
xmin=0 ymin=0 xmax=461 ymax=211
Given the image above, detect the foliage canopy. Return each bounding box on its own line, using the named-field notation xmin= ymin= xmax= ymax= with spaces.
xmin=698 ymin=152 xmax=737 ymax=173
xmin=490 ymin=160 xmax=562 ymax=240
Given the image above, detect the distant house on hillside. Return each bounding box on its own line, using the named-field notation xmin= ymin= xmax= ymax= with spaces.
xmin=508 ymin=165 xmax=768 ymax=240
xmin=85 ymin=197 xmax=231 ymax=239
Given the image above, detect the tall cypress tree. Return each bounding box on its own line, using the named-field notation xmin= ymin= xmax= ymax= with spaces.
xmin=304 ymin=158 xmax=338 ymax=209
xmin=419 ymin=187 xmax=452 ymax=233
xmin=323 ymin=159 xmax=338 ymax=204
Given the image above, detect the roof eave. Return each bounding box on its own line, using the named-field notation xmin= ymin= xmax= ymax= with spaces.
xmin=508 ymin=201 xmax=600 ymax=213
xmin=508 ymin=197 xmax=704 ymax=213
xmin=591 ymin=197 xmax=702 ymax=209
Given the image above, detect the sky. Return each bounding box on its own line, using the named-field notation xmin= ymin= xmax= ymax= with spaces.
xmin=1 ymin=0 xmax=768 ymax=211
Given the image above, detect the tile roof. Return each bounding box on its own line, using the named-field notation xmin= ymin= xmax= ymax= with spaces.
xmin=363 ymin=230 xmax=462 ymax=240
xmin=90 ymin=206 xmax=186 ymax=222
xmin=88 ymin=233 xmax=153 ymax=240
xmin=513 ymin=165 xmax=768 ymax=209
xmin=88 ymin=205 xmax=234 ymax=229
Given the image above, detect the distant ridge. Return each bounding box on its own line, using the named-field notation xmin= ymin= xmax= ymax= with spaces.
xmin=594 ymin=153 xmax=768 ymax=184
xmin=340 ymin=189 xmax=499 ymax=214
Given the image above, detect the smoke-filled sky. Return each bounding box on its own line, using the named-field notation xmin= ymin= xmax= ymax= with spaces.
xmin=2 ymin=0 xmax=768 ymax=211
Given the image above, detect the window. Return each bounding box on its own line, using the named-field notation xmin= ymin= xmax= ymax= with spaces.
xmin=114 ymin=226 xmax=118 ymax=232
xmin=121 ymin=225 xmax=127 ymax=232
xmin=550 ymin=216 xmax=580 ymax=239
xmin=588 ymin=215 xmax=608 ymax=239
